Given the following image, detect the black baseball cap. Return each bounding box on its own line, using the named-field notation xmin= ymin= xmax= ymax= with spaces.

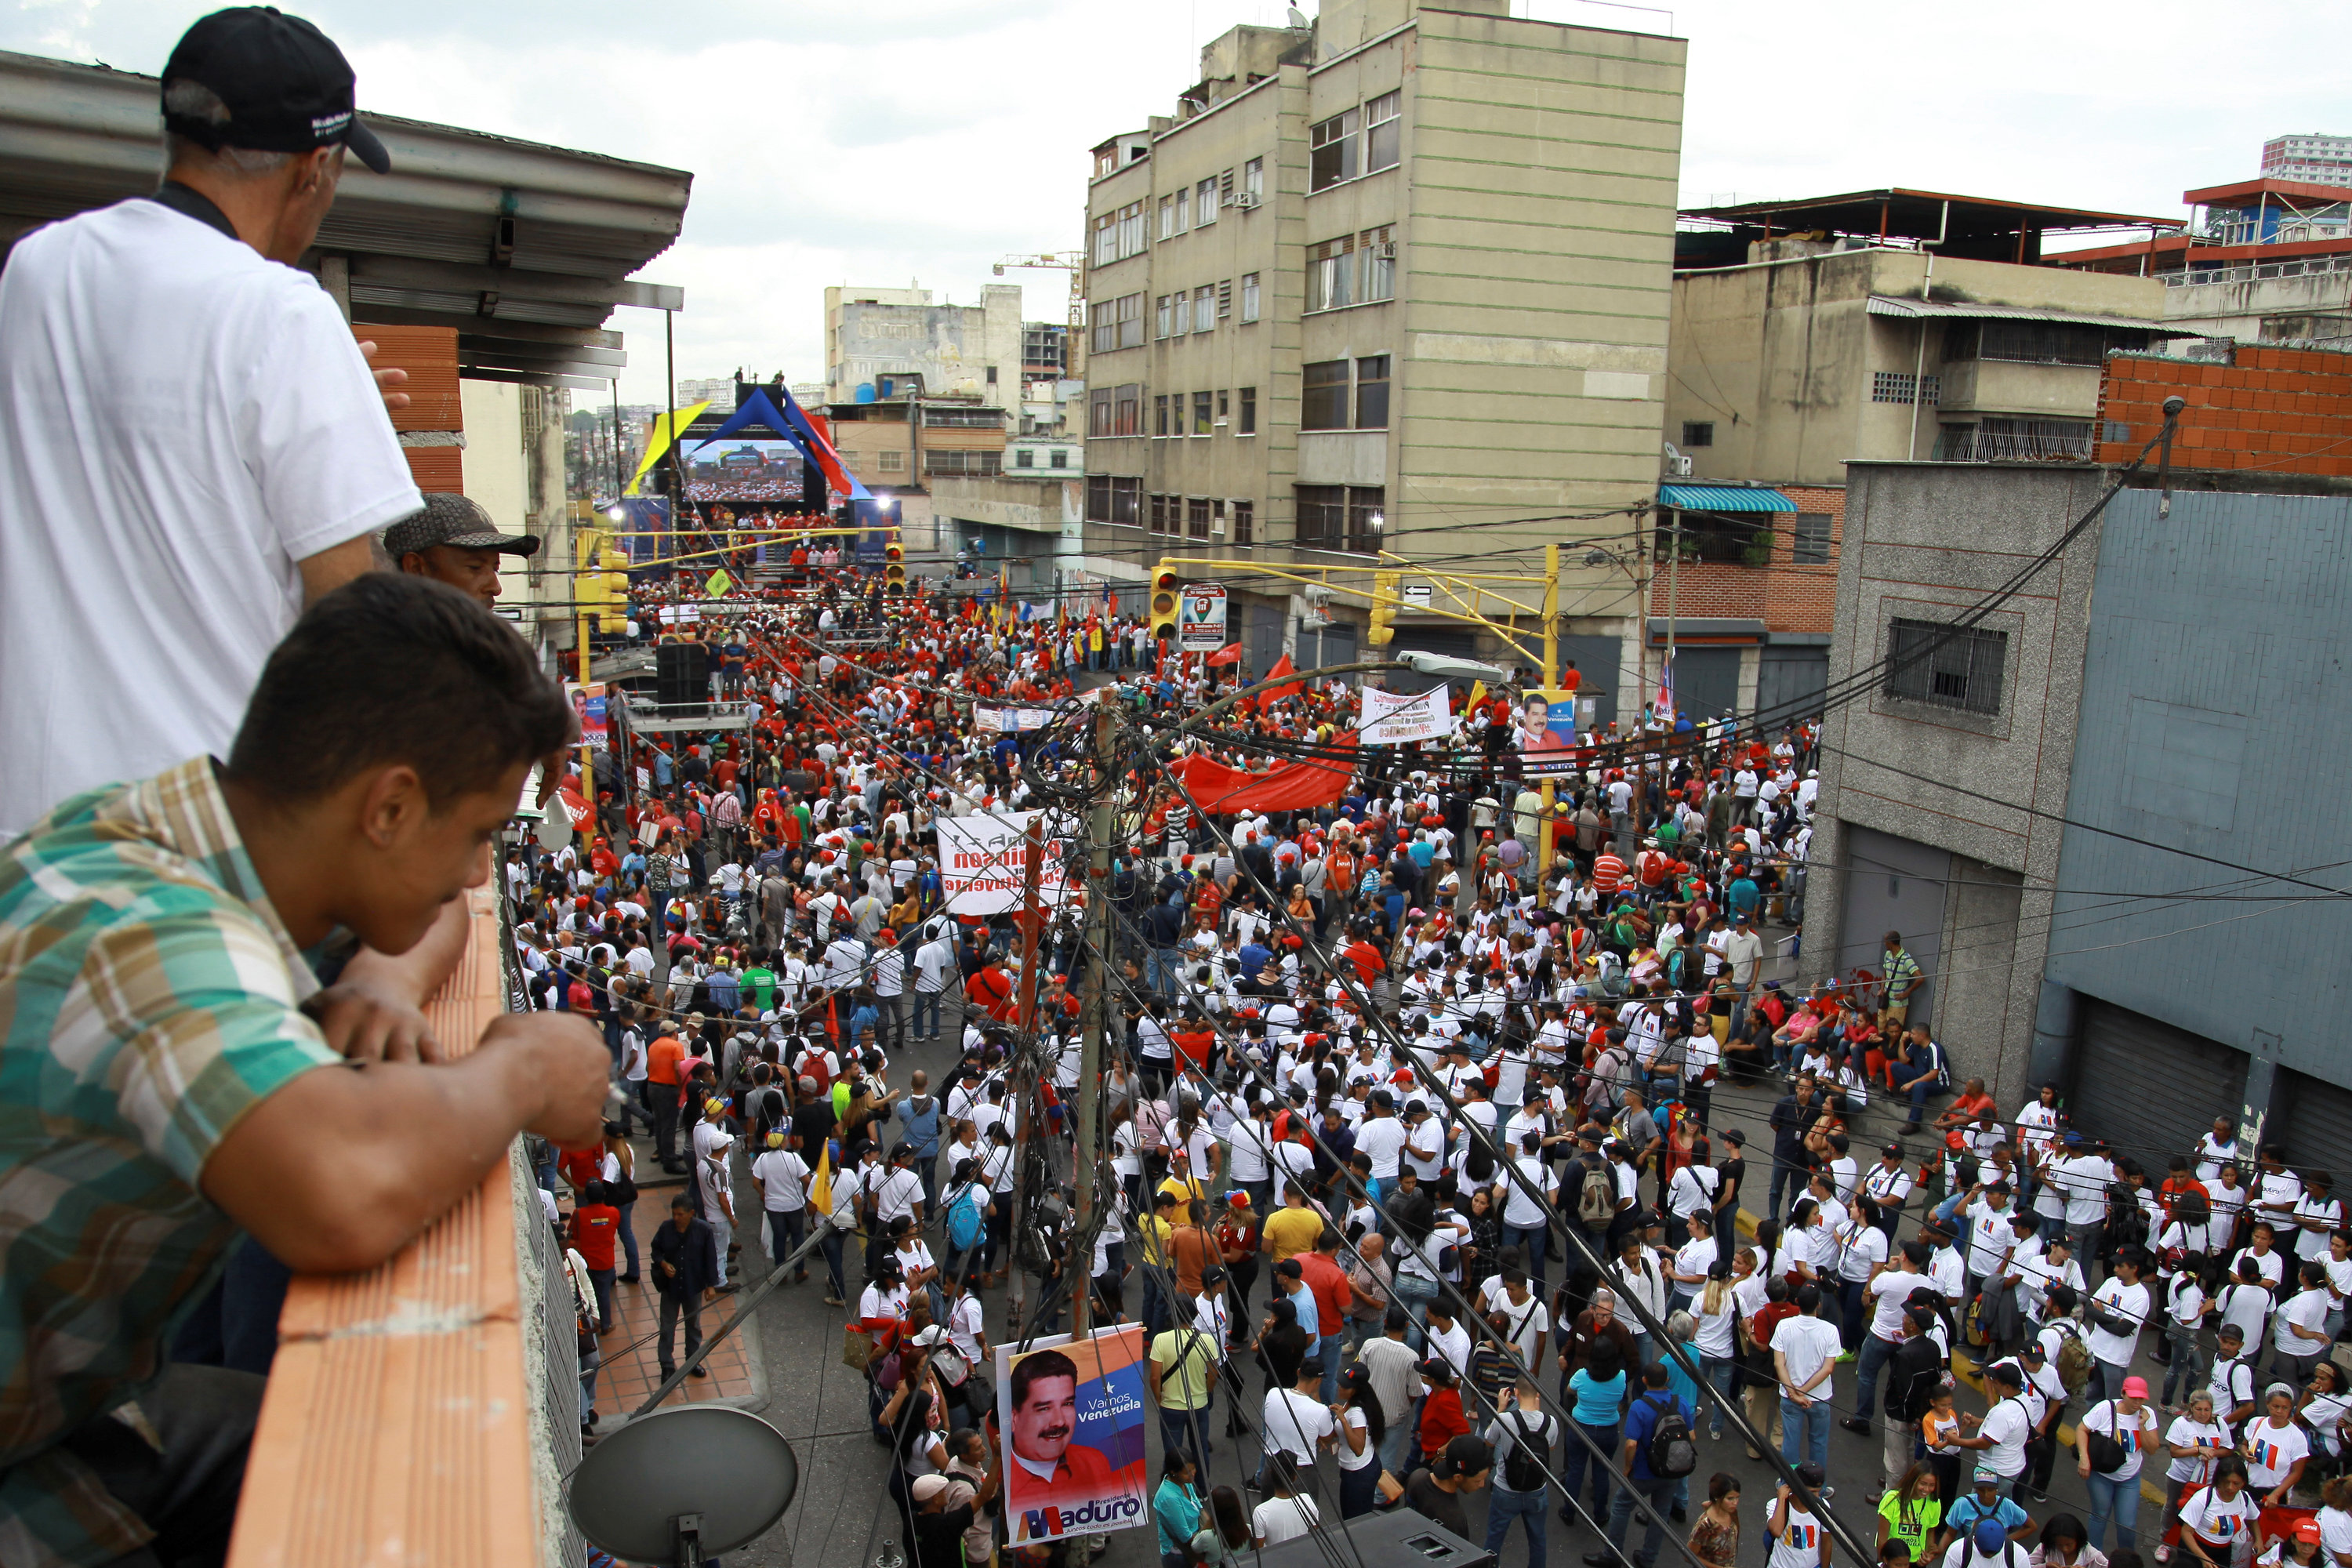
xmin=162 ymin=8 xmax=391 ymax=175
xmin=381 ymin=493 xmax=541 ymax=558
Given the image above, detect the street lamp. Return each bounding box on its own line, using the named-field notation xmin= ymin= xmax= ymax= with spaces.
xmin=1394 ymin=649 xmax=1508 ymax=684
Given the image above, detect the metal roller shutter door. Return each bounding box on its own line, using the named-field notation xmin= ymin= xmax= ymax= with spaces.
xmin=2069 ymin=1001 xmax=2247 ymax=1176
xmin=2271 ymin=1069 xmax=2352 ymax=1178
xmin=1672 ymin=647 xmax=1742 ymax=723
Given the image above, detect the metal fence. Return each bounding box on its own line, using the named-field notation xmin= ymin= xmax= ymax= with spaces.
xmin=2167 ymin=251 xmax=2352 ymax=289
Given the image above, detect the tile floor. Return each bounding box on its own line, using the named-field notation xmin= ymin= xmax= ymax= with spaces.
xmin=583 ymin=1182 xmax=760 ymax=1426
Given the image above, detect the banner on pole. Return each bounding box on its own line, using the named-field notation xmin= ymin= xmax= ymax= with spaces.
xmin=938 ymin=810 xmax=1078 ymax=913
xmin=567 ymin=681 xmax=611 ymax=751
xmin=974 ymin=707 xmax=1059 ymax=735
xmin=1178 ymin=584 xmax=1227 ymax=653
xmin=1359 ymin=682 xmax=1452 ymax=745
xmin=996 ymin=1324 xmax=1150 ymax=1546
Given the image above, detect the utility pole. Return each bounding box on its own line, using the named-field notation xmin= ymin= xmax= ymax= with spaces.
xmin=1536 ymin=540 xmax=1561 ymax=871
xmin=1071 ymin=701 xmax=1116 ymax=1335
xmin=1002 ymin=820 xmax=1047 ymax=1329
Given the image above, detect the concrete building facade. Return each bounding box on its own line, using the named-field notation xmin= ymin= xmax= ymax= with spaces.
xmin=825 ymin=284 xmax=1025 ymax=409
xmin=1079 ymin=0 xmax=1686 ymax=681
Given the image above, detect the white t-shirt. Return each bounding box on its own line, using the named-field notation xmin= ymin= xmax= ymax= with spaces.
xmin=2087 ymin=1278 xmax=2150 ymax=1367
xmin=2165 ymin=1415 xmax=2233 ymax=1484
xmin=1253 ymin=1494 xmax=1320 ymax=1546
xmin=1261 ymin=1388 xmax=1334 ymax=1463
xmin=2178 ymin=1484 xmax=2258 ymax=1546
xmin=1977 ymin=1396 xmax=2031 ymax=1476
xmin=2245 ymin=1417 xmax=2311 ymax=1488
xmin=2079 ymin=1399 xmax=2159 ymax=1480
xmin=1770 ymin=1504 xmax=1831 ymax=1568
xmin=1869 ymin=1268 xmax=1929 ymax=1341
xmin=0 ymin=198 xmax=419 ymax=835
xmin=750 ymin=1149 xmax=810 ymax=1212
xmin=1770 ymin=1313 xmax=1842 ymax=1397
xmin=2275 ymin=1286 xmax=2332 ymax=1358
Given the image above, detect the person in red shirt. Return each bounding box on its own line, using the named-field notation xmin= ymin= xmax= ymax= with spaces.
xmin=570 ymin=1181 xmax=622 ymax=1330
xmin=1294 ymin=1229 xmax=1355 ymax=1396
xmin=1591 ymin=850 xmax=1628 ymax=895
xmin=1416 ymin=1354 xmax=1472 ymax=1459
xmin=965 ymin=955 xmax=1016 ymax=1022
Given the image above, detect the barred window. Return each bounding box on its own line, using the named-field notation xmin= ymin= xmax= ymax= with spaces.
xmin=1886 ymin=618 xmax=2007 ymax=715
xmin=1871 ymin=371 xmax=1940 ymax=405
xmin=1791 ymin=513 xmax=1831 ymax=564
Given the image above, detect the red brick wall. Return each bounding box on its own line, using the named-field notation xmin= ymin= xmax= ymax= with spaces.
xmin=350 ymin=323 xmax=463 ymax=496
xmin=2096 ymin=346 xmax=2352 ymax=476
xmin=1650 ymin=483 xmax=1845 ymax=634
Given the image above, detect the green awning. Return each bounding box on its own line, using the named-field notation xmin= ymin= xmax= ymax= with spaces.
xmin=1659 ymin=485 xmax=1796 ymax=512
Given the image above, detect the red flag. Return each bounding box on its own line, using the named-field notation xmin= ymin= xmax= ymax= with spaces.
xmin=1261 ymin=652 xmax=1303 ymax=700
xmin=1206 ymin=643 xmax=1243 ymax=667
xmin=555 ymin=788 xmax=594 ymax=829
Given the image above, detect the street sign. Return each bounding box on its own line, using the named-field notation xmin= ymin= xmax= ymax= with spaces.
xmin=1179 ymin=583 xmax=1228 ymax=652
xmin=1402 ymin=582 xmax=1433 ymax=610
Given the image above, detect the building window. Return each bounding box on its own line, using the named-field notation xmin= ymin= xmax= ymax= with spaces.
xmin=1218 ymin=278 xmax=1232 ymax=318
xmin=1295 ymin=484 xmax=1383 ymax=554
xmin=1193 ymin=285 xmax=1214 ymax=334
xmin=1158 ymin=195 xmax=1177 ymax=241
xmin=1087 ymin=473 xmax=1112 ymax=521
xmin=1117 ymin=201 xmax=1146 ymax=258
xmin=1239 ymin=387 xmax=1257 ymax=435
xmin=1090 ymin=386 xmax=1111 ymax=434
xmin=1192 ymin=390 xmax=1214 ymax=436
xmin=1111 ymin=475 xmax=1140 ymax=525
xmin=1113 ymin=383 xmax=1142 ymax=436
xmin=1116 ymin=293 xmax=1144 ymax=349
xmin=1196 ymin=176 xmax=1218 ymax=225
xmin=1094 ymin=147 xmax=1117 ymax=179
xmin=1220 ymin=168 xmax=1235 ymax=199
xmin=1051 ymin=449 xmax=1069 ymax=469
xmin=1156 ymin=295 xmax=1174 ymax=339
xmin=1232 ymin=499 xmax=1255 ymax=544
xmin=1015 ymin=448 xmax=1035 ymax=468
xmin=1090 ymin=299 xmax=1113 ymax=356
xmin=1934 ymin=416 xmax=2095 ymax=463
xmin=1870 ymin=370 xmax=1938 ymax=405
xmin=1791 ymin=513 xmax=1831 ymax=564
xmin=1240 ymin=272 xmax=1261 ymax=322
xmin=876 ymin=449 xmax=906 ymax=472
xmin=1217 ymin=389 xmax=1229 ymax=420
xmin=1310 ymin=109 xmax=1360 ymax=191
xmin=1187 ymin=496 xmax=1211 ymax=539
xmin=1680 ymin=421 xmax=1714 ymax=448
xmin=1244 ymin=157 xmax=1264 ymax=200
xmin=1302 ymin=360 xmax=1351 ymax=430
xmin=1361 ymin=224 xmax=1396 ymax=303
xmin=1947 ymin=318 xmax=2147 ymax=366
xmin=1149 ymin=492 xmax=1168 ymax=533
xmin=1092 ymin=212 xmax=1117 ymax=267
xmin=1175 ymin=187 xmax=1189 ymax=233
xmin=1886 ymin=618 xmax=2008 ymax=715
xmin=1365 ymin=90 xmax=1400 ymax=172
xmin=985 ymin=365 xmax=997 ymax=384
xmin=1153 ymin=394 xmax=1170 ymax=437
xmin=1355 ymin=355 xmax=1390 ymax=430
xmin=924 ymin=450 xmax=1002 ymax=476
xmin=1307 ymin=234 xmax=1356 ymax=312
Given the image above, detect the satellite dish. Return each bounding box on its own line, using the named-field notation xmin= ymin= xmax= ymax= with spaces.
xmin=1287 ymin=5 xmax=1308 ymax=27
xmin=567 ymin=1405 xmax=798 ymax=1566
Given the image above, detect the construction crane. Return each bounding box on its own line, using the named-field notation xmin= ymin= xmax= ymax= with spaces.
xmin=993 ymin=252 xmax=1086 ymax=378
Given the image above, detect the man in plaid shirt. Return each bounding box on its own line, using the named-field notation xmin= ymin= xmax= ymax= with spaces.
xmin=0 ymin=575 xmax=609 ymax=1566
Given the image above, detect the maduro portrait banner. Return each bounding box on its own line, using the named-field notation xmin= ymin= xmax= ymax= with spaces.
xmin=995 ymin=1325 xmax=1149 ymax=1546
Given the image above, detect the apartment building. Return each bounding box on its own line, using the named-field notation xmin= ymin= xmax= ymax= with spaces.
xmin=824 ymin=283 xmax=1025 ymax=408
xmin=1077 ymin=0 xmax=1686 ymax=691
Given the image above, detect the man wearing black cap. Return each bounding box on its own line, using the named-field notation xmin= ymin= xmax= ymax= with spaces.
xmin=0 ymin=6 xmax=417 ymax=838
xmin=383 ymin=493 xmax=543 ymax=610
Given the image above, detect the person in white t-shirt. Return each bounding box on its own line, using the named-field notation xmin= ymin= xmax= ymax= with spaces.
xmin=1771 ymin=1287 xmax=1843 ymax=1468
xmin=0 ymin=9 xmax=420 ymax=837
xmin=748 ymin=1131 xmax=811 ymax=1274
xmin=2075 ymin=1374 xmax=2161 ymax=1556
xmin=2085 ymin=1250 xmax=2154 ymax=1403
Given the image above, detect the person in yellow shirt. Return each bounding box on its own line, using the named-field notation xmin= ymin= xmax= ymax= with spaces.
xmin=1260 ymin=1178 xmax=1330 ymax=1270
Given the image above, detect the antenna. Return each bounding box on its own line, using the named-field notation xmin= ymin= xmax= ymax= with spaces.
xmin=566 ymin=1405 xmax=798 ymax=1566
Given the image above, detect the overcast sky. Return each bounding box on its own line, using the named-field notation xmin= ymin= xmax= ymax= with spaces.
xmin=10 ymin=0 xmax=2343 ymax=403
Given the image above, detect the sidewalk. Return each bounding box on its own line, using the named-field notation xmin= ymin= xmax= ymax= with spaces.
xmin=584 ymin=1178 xmax=764 ymax=1431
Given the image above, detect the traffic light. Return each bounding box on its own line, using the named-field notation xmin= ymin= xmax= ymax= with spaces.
xmin=884 ymin=537 xmax=906 ymax=596
xmin=1149 ymin=561 xmax=1181 ymax=643
xmin=573 ymin=527 xmax=612 ymax=633
xmin=1368 ymin=571 xmax=1400 ymax=645
xmin=597 ymin=549 xmax=631 ymax=633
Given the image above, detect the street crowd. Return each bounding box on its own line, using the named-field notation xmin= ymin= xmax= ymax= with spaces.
xmin=507 ymin=552 xmax=2352 ymax=1568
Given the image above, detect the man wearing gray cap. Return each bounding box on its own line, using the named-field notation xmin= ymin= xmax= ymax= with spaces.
xmin=383 ymin=493 xmax=543 ymax=610
xmin=0 ymin=6 xmax=419 ymax=837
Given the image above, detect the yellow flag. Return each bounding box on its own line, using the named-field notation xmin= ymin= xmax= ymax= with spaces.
xmin=624 ymin=400 xmax=715 ymax=495
xmin=809 ymin=1147 xmax=833 ymax=1214
xmin=706 ymin=568 xmax=734 ymax=598
xmin=1465 ymin=680 xmax=1486 ymax=713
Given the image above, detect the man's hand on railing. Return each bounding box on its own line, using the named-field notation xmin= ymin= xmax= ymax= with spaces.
xmin=307 ymin=975 xmax=442 ymax=1063
xmin=487 ymin=1011 xmax=619 ymax=1149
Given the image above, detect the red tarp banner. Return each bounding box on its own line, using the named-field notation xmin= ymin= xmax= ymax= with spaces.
xmin=1169 ymin=734 xmax=1358 ymax=814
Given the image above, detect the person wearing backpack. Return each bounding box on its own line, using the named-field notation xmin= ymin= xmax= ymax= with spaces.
xmin=2076 ymin=1374 xmax=2160 ymax=1555
xmin=938 ymin=1156 xmax=992 ymax=1287
xmin=1483 ymin=1374 xmax=1559 ymax=1567
xmin=1597 ymin=1361 xmax=1697 ymax=1568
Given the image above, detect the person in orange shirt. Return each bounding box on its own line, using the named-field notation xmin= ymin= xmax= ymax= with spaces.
xmin=1294 ymin=1227 xmax=1355 ymax=1401
xmin=646 ymin=1022 xmax=688 ymax=1173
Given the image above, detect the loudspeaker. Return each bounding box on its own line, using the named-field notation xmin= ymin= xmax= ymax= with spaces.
xmin=1245 ymin=1509 xmax=1494 ymax=1568
xmin=655 ymin=641 xmax=710 ymax=706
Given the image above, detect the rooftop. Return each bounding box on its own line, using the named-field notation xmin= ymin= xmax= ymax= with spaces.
xmin=1675 ymin=186 xmax=2176 ymax=270
xmin=0 ymin=49 xmax=691 ymax=387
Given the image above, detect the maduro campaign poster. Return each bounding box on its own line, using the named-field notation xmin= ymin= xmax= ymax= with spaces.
xmin=1359 ymin=682 xmax=1452 ymax=745
xmin=937 ymin=810 xmax=1080 ymax=915
xmin=996 ymin=1325 xmax=1149 ymax=1546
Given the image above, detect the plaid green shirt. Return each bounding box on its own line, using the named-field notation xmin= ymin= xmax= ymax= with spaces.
xmin=0 ymin=757 xmax=340 ymax=1566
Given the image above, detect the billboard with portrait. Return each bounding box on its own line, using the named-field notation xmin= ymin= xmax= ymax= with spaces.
xmin=994 ymin=1325 xmax=1149 ymax=1546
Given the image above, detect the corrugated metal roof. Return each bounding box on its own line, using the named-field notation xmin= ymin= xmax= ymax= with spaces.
xmin=1864 ymin=295 xmax=2169 ymax=332
xmin=1659 ymin=485 xmax=1795 ymax=512
xmin=0 ymin=49 xmax=691 ymax=385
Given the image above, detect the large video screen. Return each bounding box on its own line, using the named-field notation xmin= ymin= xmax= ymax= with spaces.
xmin=681 ymin=438 xmax=806 ymax=504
